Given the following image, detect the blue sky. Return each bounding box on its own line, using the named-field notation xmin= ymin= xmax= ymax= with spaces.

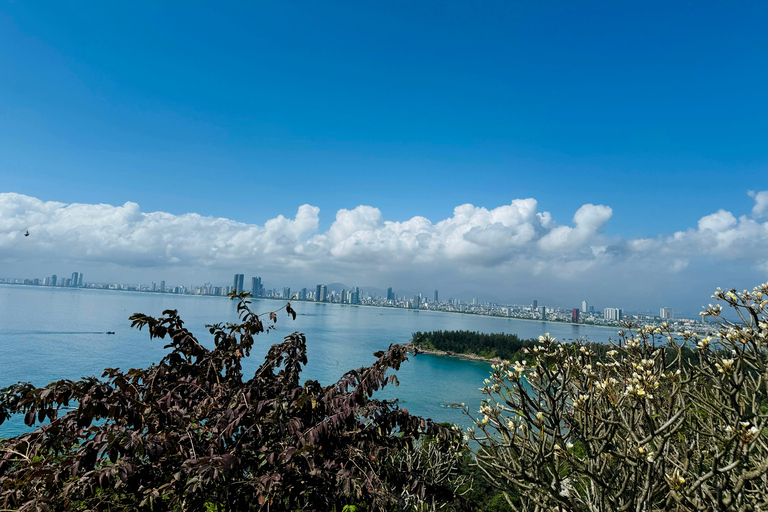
xmin=1 ymin=2 xmax=768 ymax=313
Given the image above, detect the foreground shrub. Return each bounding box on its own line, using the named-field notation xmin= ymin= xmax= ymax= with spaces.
xmin=468 ymin=283 xmax=768 ymax=511
xmin=0 ymin=294 xmax=464 ymax=511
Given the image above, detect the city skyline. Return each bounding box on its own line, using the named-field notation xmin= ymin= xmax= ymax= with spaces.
xmin=0 ymin=267 xmax=700 ymax=322
xmin=4 ymin=269 xmax=720 ymax=343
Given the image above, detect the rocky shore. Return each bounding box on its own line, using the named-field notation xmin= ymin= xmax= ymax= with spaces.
xmin=403 ymin=342 xmax=503 ymax=364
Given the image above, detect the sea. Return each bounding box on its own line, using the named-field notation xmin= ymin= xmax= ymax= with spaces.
xmin=0 ymin=285 xmax=622 ymax=438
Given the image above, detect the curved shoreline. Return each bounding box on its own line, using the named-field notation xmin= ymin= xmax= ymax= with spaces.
xmin=403 ymin=342 xmax=502 ymax=365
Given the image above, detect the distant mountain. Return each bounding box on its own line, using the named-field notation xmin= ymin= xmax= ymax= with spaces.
xmin=323 ymin=282 xmax=348 ymax=294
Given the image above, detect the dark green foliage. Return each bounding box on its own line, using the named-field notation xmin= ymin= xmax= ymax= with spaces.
xmin=0 ymin=294 xmax=463 ymax=511
xmin=411 ymin=330 xmax=538 ymax=361
xmin=412 ymin=328 xmax=698 ymax=366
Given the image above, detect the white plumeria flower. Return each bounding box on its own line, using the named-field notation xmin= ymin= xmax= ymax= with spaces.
xmin=715 ymin=359 xmax=735 ymax=374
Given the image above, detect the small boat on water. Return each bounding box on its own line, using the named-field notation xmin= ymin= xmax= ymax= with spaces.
xmin=106 ymin=331 xmax=115 ymax=335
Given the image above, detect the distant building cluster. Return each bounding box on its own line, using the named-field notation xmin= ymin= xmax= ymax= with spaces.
xmin=0 ymin=270 xmax=717 ymax=336
xmin=660 ymin=307 xmax=674 ymax=320
xmin=8 ymin=271 xmax=84 ymax=288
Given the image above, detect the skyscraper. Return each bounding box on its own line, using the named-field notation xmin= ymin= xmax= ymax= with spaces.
xmin=387 ymin=287 xmax=394 ymax=301
xmin=351 ymin=287 xmax=360 ymax=305
xmin=320 ymin=285 xmax=327 ymax=302
xmin=604 ymin=308 xmax=623 ymax=321
xmin=581 ymin=300 xmax=588 ymax=313
xmin=71 ymin=272 xmax=79 ymax=287
xmin=434 ymin=289 xmax=439 ymax=303
xmin=251 ymin=276 xmax=262 ymax=297
xmin=316 ymin=284 xmax=323 ymax=302
xmin=50 ymin=274 xmax=57 ymax=286
xmin=660 ymin=307 xmax=674 ymax=320
xmin=233 ymin=274 xmax=244 ymax=293
xmin=77 ymin=273 xmax=83 ymax=287
xmin=160 ymin=280 xmax=165 ymax=293
xmin=572 ymin=309 xmax=580 ymax=322
xmin=538 ymin=306 xmax=546 ymax=320
xmin=532 ymin=299 xmax=538 ymax=309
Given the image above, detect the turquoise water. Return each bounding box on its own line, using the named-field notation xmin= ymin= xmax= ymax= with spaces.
xmin=0 ymin=285 xmax=620 ymax=437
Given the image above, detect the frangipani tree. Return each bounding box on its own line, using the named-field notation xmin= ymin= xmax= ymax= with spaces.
xmin=468 ymin=283 xmax=768 ymax=512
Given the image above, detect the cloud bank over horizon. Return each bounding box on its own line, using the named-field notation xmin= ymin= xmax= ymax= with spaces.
xmin=2 ymin=191 xmax=768 ymax=312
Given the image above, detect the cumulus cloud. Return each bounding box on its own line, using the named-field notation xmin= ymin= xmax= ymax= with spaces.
xmin=538 ymin=204 xmax=612 ymax=252
xmin=2 ymin=190 xmax=768 ymax=297
xmin=748 ymin=190 xmax=768 ymax=219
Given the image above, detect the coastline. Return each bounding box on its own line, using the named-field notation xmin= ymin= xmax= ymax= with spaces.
xmin=1 ymin=283 xmax=702 ymax=338
xmin=0 ymin=282 xmax=625 ymax=333
xmin=403 ymin=342 xmax=502 ymax=365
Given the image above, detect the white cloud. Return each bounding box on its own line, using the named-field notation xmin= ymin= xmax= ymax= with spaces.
xmin=749 ymin=190 xmax=768 ymax=219
xmin=538 ymin=204 xmax=612 ymax=252
xmin=698 ymin=209 xmax=737 ymax=233
xmin=3 ymin=190 xmax=768 ymax=304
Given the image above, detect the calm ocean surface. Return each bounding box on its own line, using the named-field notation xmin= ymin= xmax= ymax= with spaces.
xmin=0 ymin=285 xmax=620 ymax=438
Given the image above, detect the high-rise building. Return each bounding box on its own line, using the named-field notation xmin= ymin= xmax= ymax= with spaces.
xmin=50 ymin=275 xmax=57 ymax=286
xmin=532 ymin=299 xmax=538 ymax=309
xmin=434 ymin=289 xmax=439 ymax=303
xmin=299 ymin=287 xmax=307 ymax=300
xmin=604 ymin=308 xmax=623 ymax=321
xmin=320 ymin=285 xmax=327 ymax=302
xmin=572 ymin=309 xmax=580 ymax=322
xmin=251 ymin=276 xmax=262 ymax=297
xmin=660 ymin=307 xmax=674 ymax=320
xmin=233 ymin=274 xmax=244 ymax=293
xmin=71 ymin=272 xmax=79 ymax=288
xmin=581 ymin=300 xmax=589 ymax=313
xmin=316 ymin=284 xmax=323 ymax=302
xmin=387 ymin=287 xmax=394 ymax=301
xmin=538 ymin=306 xmax=546 ymax=320
xmin=160 ymin=281 xmax=165 ymax=293
xmin=282 ymin=287 xmax=291 ymax=299
xmin=77 ymin=273 xmax=83 ymax=287
xmin=351 ymin=287 xmax=360 ymax=305
xmin=413 ymin=295 xmax=421 ymax=309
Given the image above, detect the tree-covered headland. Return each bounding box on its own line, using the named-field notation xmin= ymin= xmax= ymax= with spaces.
xmin=410 ymin=330 xmax=539 ymax=361
xmin=410 ymin=329 xmax=699 ymax=366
